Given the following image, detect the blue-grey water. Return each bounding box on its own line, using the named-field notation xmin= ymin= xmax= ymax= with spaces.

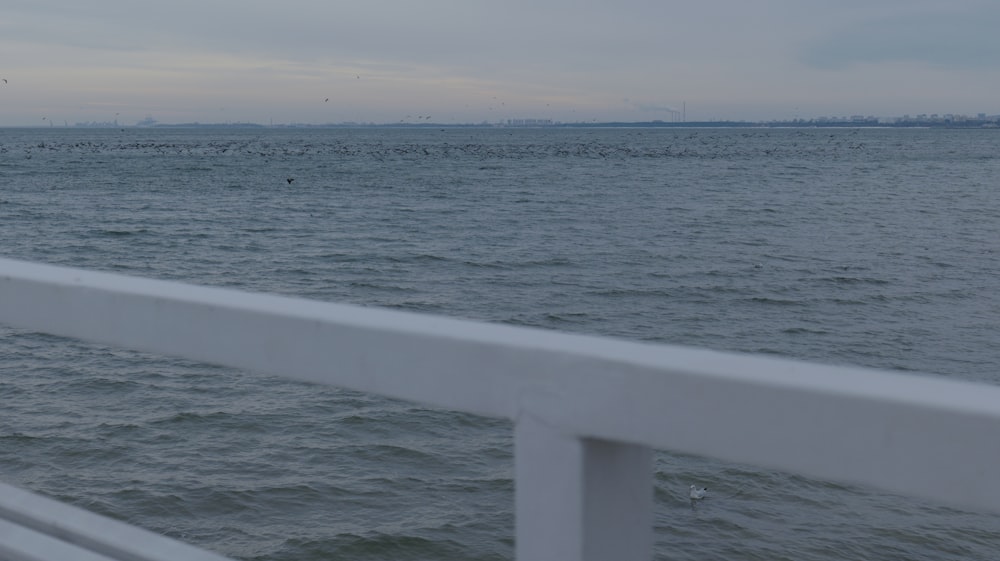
xmin=2 ymin=126 xmax=999 ymax=560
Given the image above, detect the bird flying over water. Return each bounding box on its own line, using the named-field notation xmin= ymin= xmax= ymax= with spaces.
xmin=286 ymin=178 xmax=294 ymax=184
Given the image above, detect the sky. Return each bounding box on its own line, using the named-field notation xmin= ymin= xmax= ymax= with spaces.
xmin=2 ymin=0 xmax=999 ymax=126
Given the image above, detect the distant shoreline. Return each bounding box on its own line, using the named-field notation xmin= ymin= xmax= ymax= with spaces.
xmin=4 ymin=118 xmax=998 ymax=130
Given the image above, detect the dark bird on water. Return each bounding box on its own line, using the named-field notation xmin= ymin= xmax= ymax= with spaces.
xmin=286 ymin=178 xmax=294 ymax=184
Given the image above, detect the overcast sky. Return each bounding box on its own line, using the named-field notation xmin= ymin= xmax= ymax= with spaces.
xmin=2 ymin=1 xmax=999 ymax=126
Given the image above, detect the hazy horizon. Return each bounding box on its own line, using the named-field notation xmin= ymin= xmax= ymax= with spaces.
xmin=8 ymin=111 xmax=999 ymax=129
xmin=3 ymin=1 xmax=999 ymax=127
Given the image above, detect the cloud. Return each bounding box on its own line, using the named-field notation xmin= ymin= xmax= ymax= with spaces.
xmin=629 ymin=101 xmax=681 ymax=114
xmin=802 ymin=7 xmax=1000 ymax=69
xmin=3 ymin=0 xmax=999 ymax=125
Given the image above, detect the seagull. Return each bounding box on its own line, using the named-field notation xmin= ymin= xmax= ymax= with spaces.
xmin=689 ymin=485 xmax=708 ymax=500
xmin=325 ymin=98 xmax=329 ymax=102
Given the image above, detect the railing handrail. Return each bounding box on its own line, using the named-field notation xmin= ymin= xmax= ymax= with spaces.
xmin=3 ymin=256 xmax=1000 ymax=560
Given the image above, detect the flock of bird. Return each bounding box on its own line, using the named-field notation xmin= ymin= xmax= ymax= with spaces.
xmin=3 ymin=132 xmax=874 ymax=167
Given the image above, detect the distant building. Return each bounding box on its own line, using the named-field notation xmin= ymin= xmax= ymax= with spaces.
xmin=505 ymin=119 xmax=554 ymax=126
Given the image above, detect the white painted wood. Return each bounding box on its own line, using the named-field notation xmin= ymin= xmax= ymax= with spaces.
xmin=4 ymin=257 xmax=1000 ymax=560
xmin=3 ymin=257 xmax=1000 ymax=512
xmin=0 ymin=517 xmax=118 ymax=561
xmin=578 ymin=438 xmax=652 ymax=561
xmin=515 ymin=414 xmax=652 ymax=561
xmin=0 ymin=482 xmax=234 ymax=561
xmin=0 ymin=483 xmax=234 ymax=561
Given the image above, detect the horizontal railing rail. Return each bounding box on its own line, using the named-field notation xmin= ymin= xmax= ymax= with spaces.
xmin=0 ymin=481 xmax=232 ymax=561
xmin=2 ymin=256 xmax=1000 ymax=560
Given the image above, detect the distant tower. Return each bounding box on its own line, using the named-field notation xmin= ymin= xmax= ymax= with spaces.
xmin=683 ymin=101 xmax=686 ymax=123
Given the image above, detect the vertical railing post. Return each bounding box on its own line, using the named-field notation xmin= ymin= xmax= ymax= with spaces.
xmin=515 ymin=413 xmax=653 ymax=561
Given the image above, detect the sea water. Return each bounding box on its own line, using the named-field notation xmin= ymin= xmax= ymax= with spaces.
xmin=2 ymin=126 xmax=1000 ymax=560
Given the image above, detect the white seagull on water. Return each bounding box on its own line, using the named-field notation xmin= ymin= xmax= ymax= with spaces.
xmin=689 ymin=485 xmax=708 ymax=500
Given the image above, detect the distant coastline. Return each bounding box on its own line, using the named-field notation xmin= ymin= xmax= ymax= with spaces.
xmin=10 ymin=114 xmax=1000 ymax=129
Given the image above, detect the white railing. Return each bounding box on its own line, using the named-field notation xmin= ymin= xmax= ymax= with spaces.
xmin=2 ymin=256 xmax=1000 ymax=561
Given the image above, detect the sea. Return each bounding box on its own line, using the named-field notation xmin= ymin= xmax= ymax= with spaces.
xmin=1 ymin=125 xmax=999 ymax=560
